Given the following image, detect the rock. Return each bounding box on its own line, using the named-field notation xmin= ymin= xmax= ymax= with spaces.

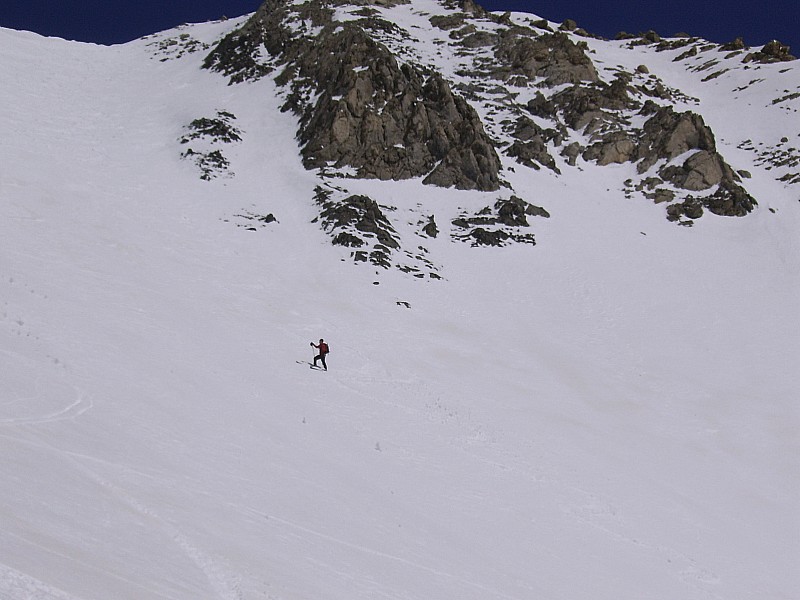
xmin=451 ymin=196 xmax=546 ymax=246
xmin=583 ymin=132 xmax=636 ymax=165
xmin=652 ymin=188 xmax=675 ymax=204
xmin=204 ymin=0 xmax=760 ymax=231
xmin=332 ymin=232 xmax=365 ymax=247
xmin=702 ymin=180 xmax=757 ymax=216
xmin=635 ymin=105 xmax=716 ymax=173
xmin=531 ymin=19 xmax=553 ymax=32
xmin=721 ymin=37 xmax=746 ymax=51
xmin=560 ymin=142 xmax=582 ymax=166
xmin=495 ymin=196 xmax=530 ymax=226
xmin=659 ymin=150 xmax=730 ymax=191
xmin=459 ymin=31 xmax=497 ymax=48
xmin=205 ymin=1 xmax=502 ymax=191
xmin=464 ymin=227 xmax=510 ymax=246
xmin=552 ymin=73 xmax=636 ymax=132
xmin=322 ymin=194 xmax=399 ymax=249
xmin=642 ymin=30 xmax=661 ymax=44
xmin=744 ymin=40 xmax=797 ymax=63
xmin=459 ymin=0 xmax=486 ymax=17
xmin=505 ymin=117 xmax=559 ymax=172
xmin=525 ymin=203 xmax=551 ymax=219
xmin=314 ymin=187 xmax=401 ymax=267
xmin=430 ymin=14 xmax=465 ymax=30
xmin=493 ymin=31 xmax=599 ymax=86
xmin=422 ymin=215 xmax=439 ymax=238
xmin=179 ymin=111 xmax=242 ymax=144
xmin=560 ymin=19 xmax=578 ymax=32
xmin=666 ymin=200 xmax=702 ymax=221
xmin=526 ymin=92 xmax=556 ymax=118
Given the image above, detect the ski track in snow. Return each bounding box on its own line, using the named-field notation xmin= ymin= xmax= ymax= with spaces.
xmin=1 ymin=429 xmax=245 ymax=600
xmin=562 ymin=501 xmax=724 ymax=599
xmin=0 ymin=561 xmax=83 ymax=600
xmin=0 ymin=528 xmax=179 ymax=600
xmin=319 ymin=363 xmax=728 ymax=599
xmin=61 ymin=459 xmax=246 ymax=600
xmin=0 ymin=385 xmax=91 ymax=427
xmin=240 ymin=506 xmax=531 ymax=600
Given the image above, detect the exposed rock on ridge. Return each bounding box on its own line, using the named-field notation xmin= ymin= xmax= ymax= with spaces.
xmin=205 ymin=0 xmax=501 ymax=192
xmin=197 ymin=0 xmax=776 ymax=272
xmin=493 ymin=30 xmax=599 ymax=86
xmin=292 ymin=24 xmax=501 ymax=191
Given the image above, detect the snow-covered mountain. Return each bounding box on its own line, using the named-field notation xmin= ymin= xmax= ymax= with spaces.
xmin=1 ymin=1 xmax=798 ymax=599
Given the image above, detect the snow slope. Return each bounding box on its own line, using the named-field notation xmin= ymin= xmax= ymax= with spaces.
xmin=1 ymin=9 xmax=798 ymax=600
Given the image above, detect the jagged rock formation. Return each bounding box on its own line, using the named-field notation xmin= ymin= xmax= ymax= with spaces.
xmin=197 ymin=0 xmax=791 ymax=269
xmin=179 ymin=110 xmax=242 ymax=180
xmin=313 ymin=185 xmax=400 ymax=268
xmin=205 ymin=0 xmax=501 ymax=192
xmin=744 ymin=40 xmax=796 ymax=64
xmin=492 ymin=30 xmax=599 ymax=86
xmin=452 ymin=196 xmax=549 ymax=246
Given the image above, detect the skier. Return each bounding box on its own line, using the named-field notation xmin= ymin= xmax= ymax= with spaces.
xmin=310 ymin=338 xmax=329 ymax=370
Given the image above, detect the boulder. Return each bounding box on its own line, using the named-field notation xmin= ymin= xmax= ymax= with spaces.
xmin=659 ymin=150 xmax=730 ymax=190
xmin=635 ymin=105 xmax=716 ymax=173
xmin=745 ymin=40 xmax=796 ymax=63
xmin=583 ymin=132 xmax=636 ymax=165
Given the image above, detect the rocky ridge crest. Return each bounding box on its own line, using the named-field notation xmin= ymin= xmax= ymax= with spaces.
xmin=193 ymin=0 xmax=795 ymax=272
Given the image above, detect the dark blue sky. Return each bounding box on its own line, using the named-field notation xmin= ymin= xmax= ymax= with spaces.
xmin=1 ymin=0 xmax=797 ymax=53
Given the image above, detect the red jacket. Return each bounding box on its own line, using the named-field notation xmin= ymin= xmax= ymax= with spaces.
xmin=315 ymin=342 xmax=329 ymax=354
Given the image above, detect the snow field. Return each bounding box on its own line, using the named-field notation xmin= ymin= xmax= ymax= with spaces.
xmin=1 ymin=13 xmax=798 ymax=600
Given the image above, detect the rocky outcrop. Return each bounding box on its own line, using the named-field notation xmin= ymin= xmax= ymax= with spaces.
xmin=203 ymin=0 xmax=764 ymax=259
xmin=634 ymin=106 xmax=755 ymax=216
xmin=493 ymin=30 xmax=599 ymax=86
xmin=179 ymin=111 xmax=242 ymax=145
xmin=634 ymin=104 xmax=716 ymax=172
xmin=314 ymin=186 xmax=399 ymax=268
xmin=205 ymin=0 xmax=501 ymax=191
xmin=552 ymin=74 xmax=637 ymax=138
xmin=660 ymin=150 xmax=730 ymax=190
xmin=744 ymin=40 xmax=796 ymax=63
xmin=504 ymin=116 xmax=561 ymax=172
xmin=421 ymin=215 xmax=439 ymax=238
xmin=179 ymin=110 xmax=242 ymax=180
xmin=452 ymin=196 xmax=548 ymax=246
xmin=292 ymin=23 xmax=501 ymax=190
xmin=577 ymin=98 xmax=755 ymax=216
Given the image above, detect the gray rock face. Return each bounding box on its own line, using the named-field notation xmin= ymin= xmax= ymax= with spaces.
xmin=577 ymin=96 xmax=756 ymax=217
xmin=298 ymin=26 xmax=500 ymax=190
xmin=205 ymin=0 xmax=501 ymax=191
xmin=634 ymin=107 xmax=754 ymax=215
xmin=660 ymin=150 xmax=729 ymax=191
xmin=452 ymin=196 xmax=548 ymax=246
xmin=635 ymin=105 xmax=716 ymax=173
xmin=201 ymin=0 xmax=764 ymax=259
xmin=505 ymin=116 xmax=561 ymax=172
xmin=493 ymin=30 xmax=599 ymax=86
xmin=744 ymin=40 xmax=797 ymax=63
xmin=582 ymin=132 xmax=637 ymax=166
xmin=314 ymin=186 xmax=399 ymax=268
xmin=553 ymin=74 xmax=636 ymax=134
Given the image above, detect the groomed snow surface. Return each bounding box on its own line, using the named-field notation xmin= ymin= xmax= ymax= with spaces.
xmin=1 ymin=14 xmax=799 ymax=600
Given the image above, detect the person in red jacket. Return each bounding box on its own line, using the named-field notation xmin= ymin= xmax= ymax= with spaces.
xmin=310 ymin=339 xmax=329 ymax=370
